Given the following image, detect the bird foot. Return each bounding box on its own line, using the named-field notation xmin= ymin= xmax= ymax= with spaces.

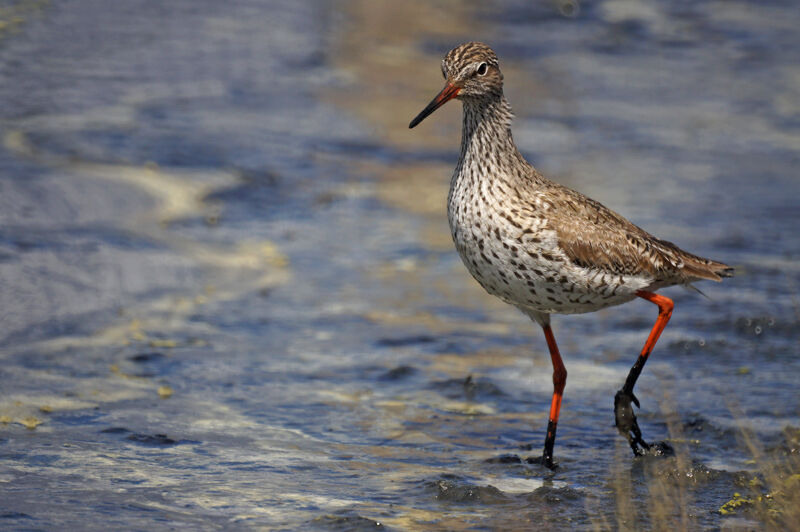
xmin=485 ymin=453 xmax=560 ymax=470
xmin=642 ymin=440 xmax=674 ymax=457
xmin=614 ymin=389 xmax=675 ymax=458
xmin=614 ymin=388 xmax=650 ymax=456
xmin=525 ymin=455 xmax=558 ymax=471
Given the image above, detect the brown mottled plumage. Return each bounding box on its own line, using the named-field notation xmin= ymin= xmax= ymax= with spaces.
xmin=409 ymin=42 xmax=732 ymax=468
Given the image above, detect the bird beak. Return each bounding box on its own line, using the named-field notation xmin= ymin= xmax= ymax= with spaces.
xmin=408 ymin=83 xmax=461 ymax=129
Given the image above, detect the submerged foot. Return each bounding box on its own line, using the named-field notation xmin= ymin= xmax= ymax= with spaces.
xmin=486 ymin=453 xmax=559 ymax=470
xmin=525 ymin=454 xmax=558 ymax=470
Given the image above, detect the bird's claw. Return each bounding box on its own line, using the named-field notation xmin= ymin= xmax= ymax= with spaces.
xmin=630 ymin=391 xmax=640 ymax=409
xmin=614 ymin=388 xmax=650 ymax=455
xmin=613 ymin=389 xmax=675 ymax=457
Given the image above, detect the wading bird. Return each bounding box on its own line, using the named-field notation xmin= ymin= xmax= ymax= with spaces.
xmin=409 ymin=42 xmax=732 ymax=468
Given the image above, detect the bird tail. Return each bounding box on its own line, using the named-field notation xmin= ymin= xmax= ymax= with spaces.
xmin=681 ymin=254 xmax=734 ymax=282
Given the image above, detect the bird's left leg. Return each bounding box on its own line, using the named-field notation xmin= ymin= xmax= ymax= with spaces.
xmin=541 ymin=323 xmax=567 ymax=469
xmin=614 ymin=290 xmax=673 ymax=456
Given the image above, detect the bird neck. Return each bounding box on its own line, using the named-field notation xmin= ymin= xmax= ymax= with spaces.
xmin=457 ymin=94 xmax=528 ymax=177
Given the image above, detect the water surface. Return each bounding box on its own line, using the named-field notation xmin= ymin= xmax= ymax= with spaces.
xmin=1 ymin=1 xmax=798 ymax=530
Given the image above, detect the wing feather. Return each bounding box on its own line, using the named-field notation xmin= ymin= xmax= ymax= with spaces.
xmin=535 ymin=181 xmax=731 ymax=282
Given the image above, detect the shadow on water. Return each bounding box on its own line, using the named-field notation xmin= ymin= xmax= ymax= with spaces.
xmin=0 ymin=0 xmax=798 ymax=530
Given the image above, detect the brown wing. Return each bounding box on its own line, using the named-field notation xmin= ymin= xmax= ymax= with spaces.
xmin=540 ymin=182 xmax=732 ymax=282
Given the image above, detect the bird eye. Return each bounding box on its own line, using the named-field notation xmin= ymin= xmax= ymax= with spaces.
xmin=477 ymin=63 xmax=488 ymax=76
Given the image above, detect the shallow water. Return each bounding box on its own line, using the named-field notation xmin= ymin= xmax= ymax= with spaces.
xmin=1 ymin=0 xmax=798 ymax=530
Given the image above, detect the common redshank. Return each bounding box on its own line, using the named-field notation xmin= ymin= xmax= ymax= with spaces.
xmin=409 ymin=42 xmax=732 ymax=468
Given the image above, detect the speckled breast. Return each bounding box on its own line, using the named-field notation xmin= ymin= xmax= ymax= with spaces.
xmin=447 ymin=177 xmax=641 ymax=316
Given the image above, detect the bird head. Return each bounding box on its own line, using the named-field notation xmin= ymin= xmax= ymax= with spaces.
xmin=409 ymin=42 xmax=504 ymax=129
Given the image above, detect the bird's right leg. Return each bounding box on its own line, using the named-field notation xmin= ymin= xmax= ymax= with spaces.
xmin=614 ymin=290 xmax=674 ymax=455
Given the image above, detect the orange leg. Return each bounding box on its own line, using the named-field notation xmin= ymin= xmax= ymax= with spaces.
xmin=614 ymin=290 xmax=674 ymax=455
xmin=542 ymin=324 xmax=567 ymax=469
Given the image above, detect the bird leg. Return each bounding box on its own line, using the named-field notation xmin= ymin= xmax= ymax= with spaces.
xmin=614 ymin=290 xmax=674 ymax=456
xmin=542 ymin=324 xmax=567 ymax=469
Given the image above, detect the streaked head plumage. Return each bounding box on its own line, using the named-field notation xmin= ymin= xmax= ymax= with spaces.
xmin=408 ymin=42 xmax=504 ymax=128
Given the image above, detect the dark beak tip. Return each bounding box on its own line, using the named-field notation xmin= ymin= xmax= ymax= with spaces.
xmin=408 ymin=83 xmax=459 ymax=131
xmin=408 ymin=113 xmax=427 ymax=129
